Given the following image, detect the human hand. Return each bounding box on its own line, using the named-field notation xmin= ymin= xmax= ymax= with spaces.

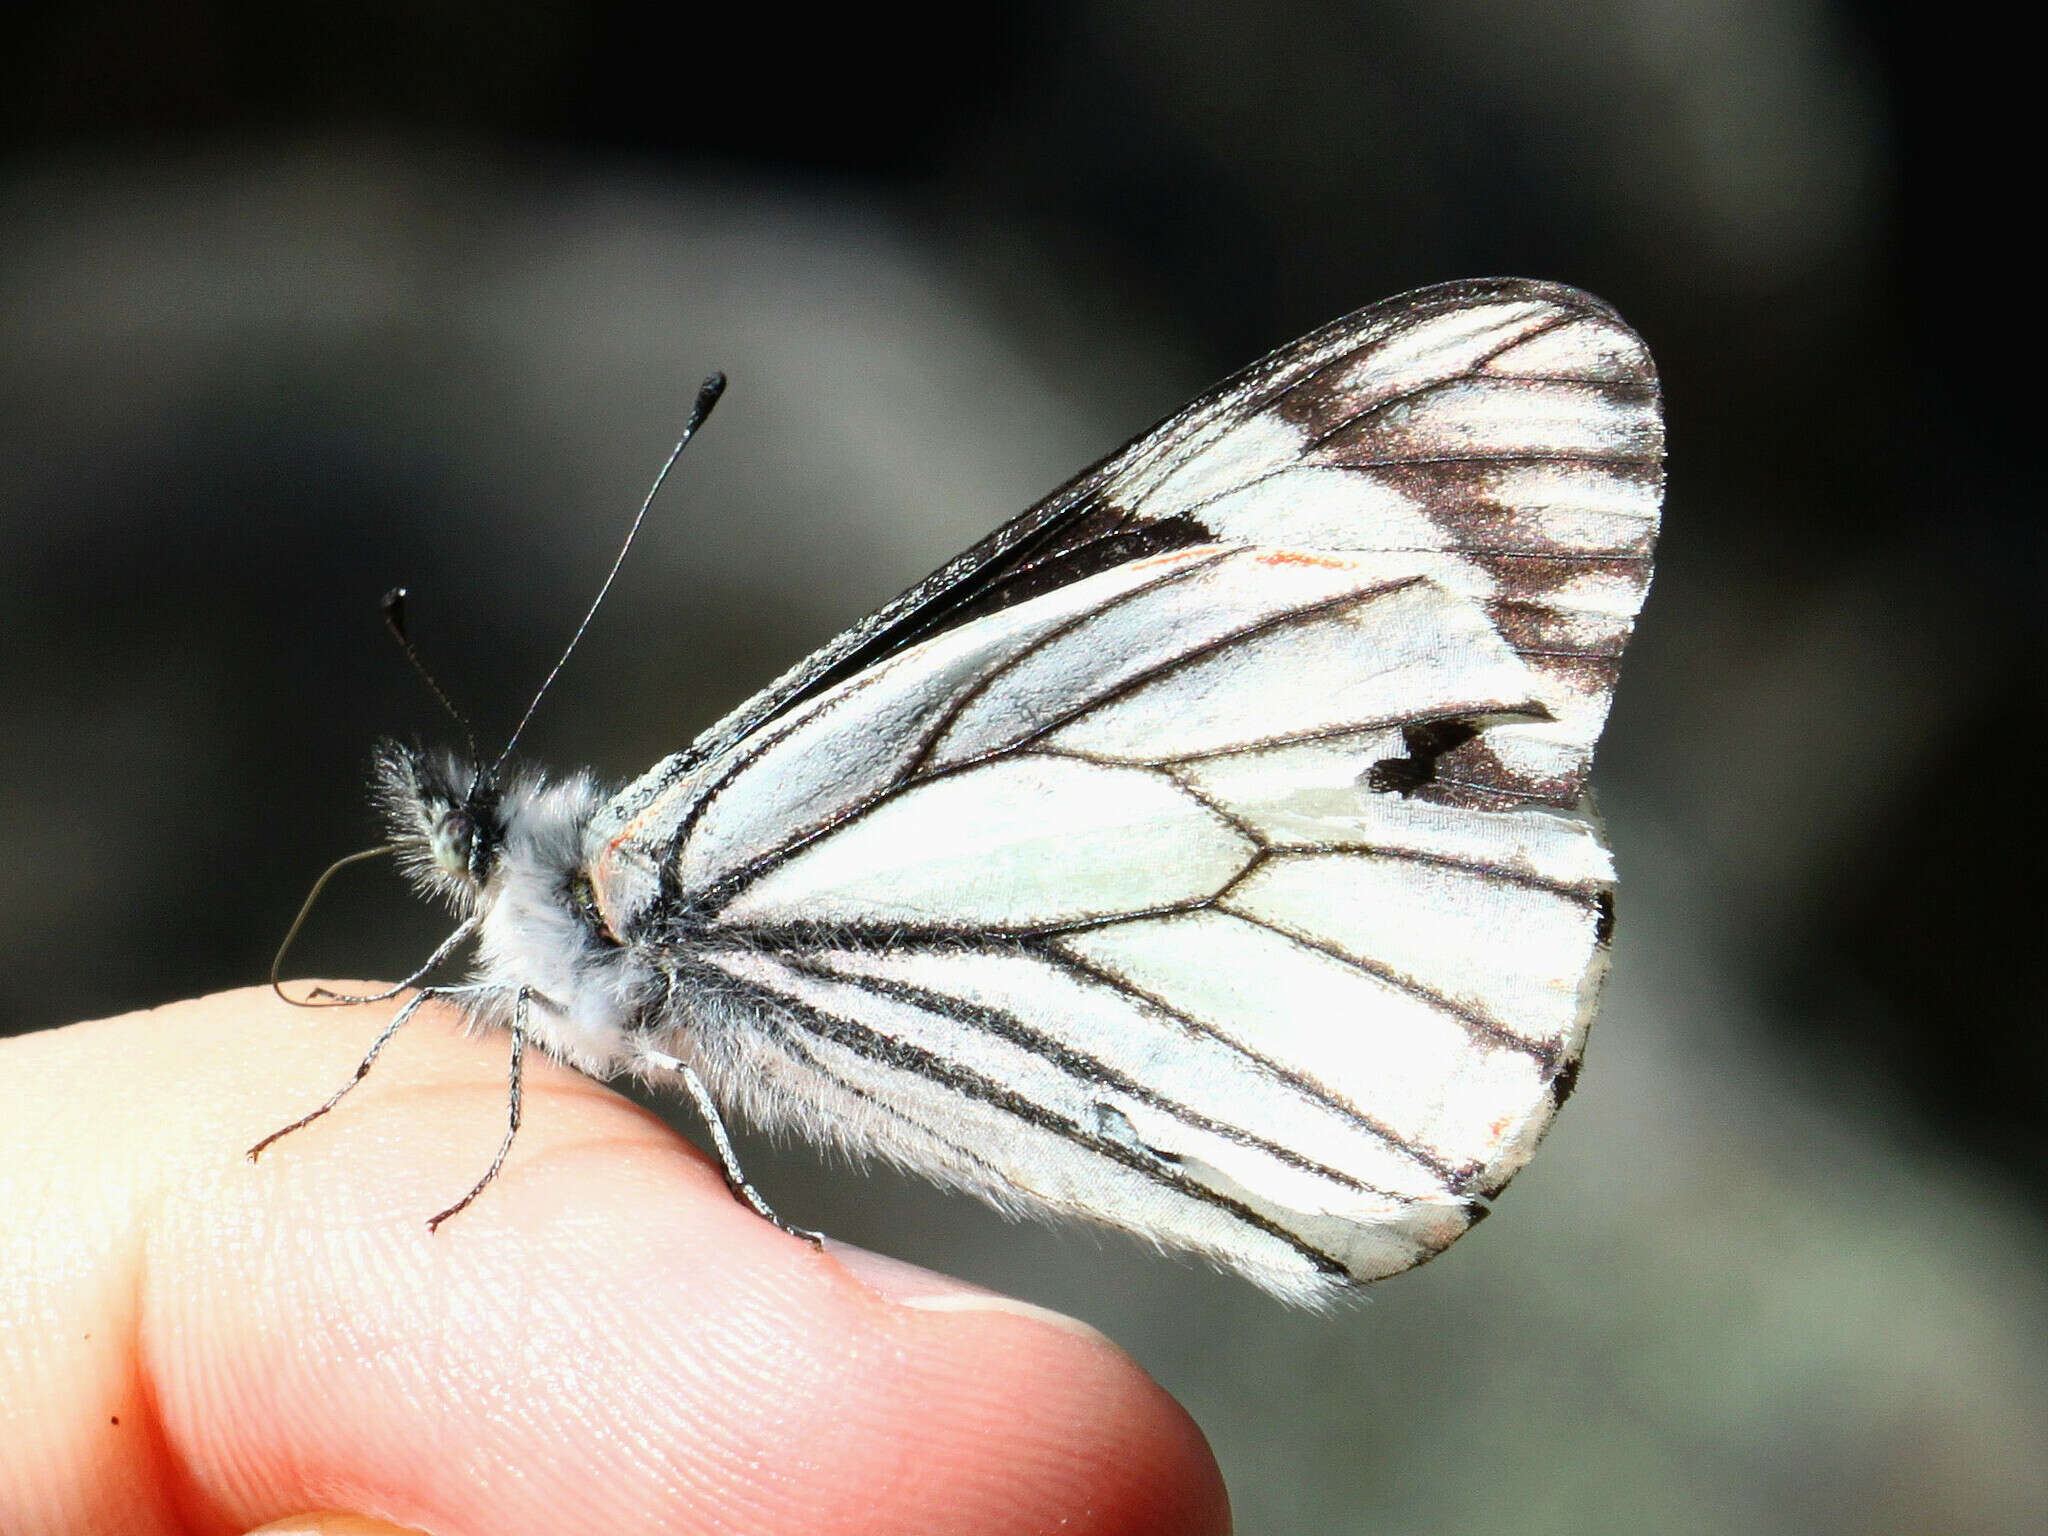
xmin=0 ymin=988 xmax=1229 ymax=1534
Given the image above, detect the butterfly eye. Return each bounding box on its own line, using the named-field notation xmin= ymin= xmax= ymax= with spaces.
xmin=427 ymin=811 xmax=477 ymax=883
xmin=568 ymin=872 xmax=619 ymax=946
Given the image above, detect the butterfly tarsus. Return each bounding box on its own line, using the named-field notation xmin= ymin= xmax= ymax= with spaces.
xmin=248 ymin=986 xmax=439 ymax=1161
xmin=253 ymin=981 xmax=538 ymax=1230
xmin=660 ymin=1053 xmax=825 ymax=1247
xmin=272 ymin=914 xmax=481 ymax=1012
xmin=426 ymin=992 xmax=528 ymax=1231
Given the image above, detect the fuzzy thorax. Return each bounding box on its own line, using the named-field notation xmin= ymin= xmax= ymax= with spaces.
xmin=375 ymin=743 xmax=661 ymax=1077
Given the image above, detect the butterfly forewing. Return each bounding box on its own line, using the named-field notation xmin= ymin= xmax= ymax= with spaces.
xmin=599 ymin=279 xmax=1656 ymax=829
xmin=592 ymin=277 xmax=1661 ymax=1303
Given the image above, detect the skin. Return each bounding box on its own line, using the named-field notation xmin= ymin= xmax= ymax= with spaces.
xmin=0 ymin=987 xmax=1230 ymax=1536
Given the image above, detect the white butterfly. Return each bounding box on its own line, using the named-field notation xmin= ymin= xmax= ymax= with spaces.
xmin=262 ymin=277 xmax=1663 ymax=1306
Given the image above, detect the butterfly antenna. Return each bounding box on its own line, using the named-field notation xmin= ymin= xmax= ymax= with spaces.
xmin=382 ymin=587 xmax=481 ymax=770
xmin=492 ymin=371 xmax=727 ymax=776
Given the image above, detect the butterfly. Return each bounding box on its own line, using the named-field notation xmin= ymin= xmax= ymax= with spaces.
xmin=260 ymin=277 xmax=1664 ymax=1306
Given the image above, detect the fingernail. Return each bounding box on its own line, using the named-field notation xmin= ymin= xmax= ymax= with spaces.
xmin=823 ymin=1238 xmax=1111 ymax=1344
xmin=243 ymin=1518 xmax=428 ymax=1536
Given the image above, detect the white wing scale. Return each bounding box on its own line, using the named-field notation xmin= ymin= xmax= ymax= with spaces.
xmin=587 ymin=279 xmax=1662 ymax=1303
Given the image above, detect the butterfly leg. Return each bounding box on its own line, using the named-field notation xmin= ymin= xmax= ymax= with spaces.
xmin=277 ymin=915 xmax=481 ymax=1008
xmin=247 ymin=986 xmax=441 ymax=1160
xmin=657 ymin=1053 xmax=823 ymax=1247
xmin=426 ymin=990 xmax=527 ymax=1230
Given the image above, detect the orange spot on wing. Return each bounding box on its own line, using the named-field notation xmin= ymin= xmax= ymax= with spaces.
xmin=1256 ymin=548 xmax=1354 ymax=569
xmin=610 ymin=786 xmax=688 ymax=853
xmin=1127 ymin=544 xmax=1228 ymax=571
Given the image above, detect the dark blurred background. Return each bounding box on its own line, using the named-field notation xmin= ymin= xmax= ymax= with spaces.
xmin=4 ymin=3 xmax=2040 ymax=1531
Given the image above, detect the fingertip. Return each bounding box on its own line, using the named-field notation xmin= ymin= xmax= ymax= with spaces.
xmin=818 ymin=1241 xmax=1232 ymax=1535
xmin=823 ymin=1238 xmax=1113 ymax=1341
xmin=67 ymin=989 xmax=1231 ymax=1534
